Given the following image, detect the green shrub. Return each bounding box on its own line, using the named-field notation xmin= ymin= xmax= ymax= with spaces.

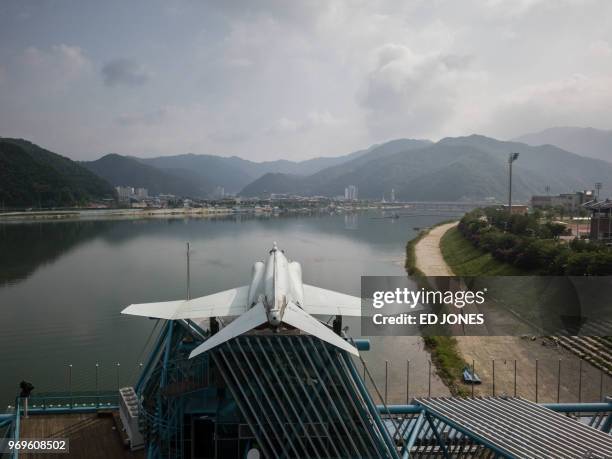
xmin=458 ymin=207 xmax=611 ymax=275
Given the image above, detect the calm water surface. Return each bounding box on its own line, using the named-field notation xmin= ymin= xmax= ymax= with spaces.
xmin=0 ymin=211 xmax=449 ymax=405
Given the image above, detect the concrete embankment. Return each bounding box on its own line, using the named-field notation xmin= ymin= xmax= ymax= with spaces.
xmin=0 ymin=208 xmax=233 ymax=221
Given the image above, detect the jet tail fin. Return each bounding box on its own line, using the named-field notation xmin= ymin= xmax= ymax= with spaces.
xmin=189 ymin=302 xmax=267 ymax=358
xmin=188 ymin=302 xmax=359 ymax=359
xmin=282 ymin=302 xmax=359 ymax=356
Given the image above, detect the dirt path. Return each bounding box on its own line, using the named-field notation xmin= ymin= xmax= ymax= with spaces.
xmin=414 ymin=222 xmax=457 ymax=276
xmin=414 ymin=222 xmax=610 ymax=402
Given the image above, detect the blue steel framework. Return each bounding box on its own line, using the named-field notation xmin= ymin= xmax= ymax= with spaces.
xmin=2 ymin=317 xmax=612 ymax=458
xmin=134 ymin=318 xmax=398 ymax=458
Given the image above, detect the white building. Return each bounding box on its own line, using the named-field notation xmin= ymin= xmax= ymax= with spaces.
xmin=344 ymin=185 xmax=358 ymax=201
xmin=390 ymin=189 xmax=395 ymax=202
xmin=214 ymin=186 xmax=225 ymax=199
xmin=115 ymin=186 xmax=134 ymax=202
xmin=135 ymin=188 xmax=148 ymax=199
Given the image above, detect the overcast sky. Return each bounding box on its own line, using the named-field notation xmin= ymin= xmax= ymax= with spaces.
xmin=1 ymin=0 xmax=611 ymax=161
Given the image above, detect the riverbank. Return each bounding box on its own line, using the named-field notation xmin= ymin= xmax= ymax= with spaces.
xmin=0 ymin=207 xmax=235 ymax=221
xmin=417 ymin=223 xmax=610 ymax=401
xmin=406 ymin=222 xmax=470 ymax=396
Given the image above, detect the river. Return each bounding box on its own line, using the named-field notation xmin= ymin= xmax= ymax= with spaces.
xmin=0 ymin=211 xmax=451 ymax=406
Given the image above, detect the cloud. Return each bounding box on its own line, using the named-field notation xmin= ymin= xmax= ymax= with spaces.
xmin=224 ymin=57 xmax=253 ymax=68
xmin=359 ymin=43 xmax=486 ymax=139
xmin=588 ymin=40 xmax=612 ymax=58
xmin=17 ymin=44 xmax=92 ymax=91
xmin=267 ymin=111 xmax=345 ymax=134
xmin=483 ymin=0 xmax=588 ymax=17
xmin=101 ymin=58 xmax=150 ymax=87
xmin=488 ymin=74 xmax=612 ymax=137
xmin=115 ymin=109 xmax=167 ymax=126
xmin=269 ymin=117 xmax=300 ymax=133
xmin=1 ymin=1 xmax=612 ymax=160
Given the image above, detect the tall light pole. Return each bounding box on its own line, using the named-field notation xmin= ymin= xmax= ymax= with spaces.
xmin=508 ymin=152 xmax=520 ymax=216
xmin=594 ymin=183 xmax=603 ymax=240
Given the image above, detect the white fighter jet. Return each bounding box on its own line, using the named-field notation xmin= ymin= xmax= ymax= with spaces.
xmin=122 ymin=243 xmax=361 ymax=357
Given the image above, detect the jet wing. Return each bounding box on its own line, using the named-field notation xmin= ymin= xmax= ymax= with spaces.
xmin=301 ymin=284 xmax=361 ymax=317
xmin=121 ymin=286 xmax=250 ymax=320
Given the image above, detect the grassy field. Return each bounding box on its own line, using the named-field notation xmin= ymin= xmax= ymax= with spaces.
xmin=440 ymin=226 xmax=525 ymax=276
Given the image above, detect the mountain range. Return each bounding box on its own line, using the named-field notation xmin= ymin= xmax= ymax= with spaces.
xmin=3 ymin=127 xmax=611 ymax=208
xmin=135 ymin=147 xmax=371 ymax=194
xmin=240 ymin=135 xmax=612 ymax=200
xmin=514 ymin=127 xmax=612 ymax=163
xmin=80 ymin=146 xmax=373 ymax=197
xmin=82 ymin=154 xmax=212 ymax=197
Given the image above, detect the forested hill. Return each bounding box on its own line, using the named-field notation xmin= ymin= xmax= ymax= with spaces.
xmin=0 ymin=138 xmax=115 ymax=208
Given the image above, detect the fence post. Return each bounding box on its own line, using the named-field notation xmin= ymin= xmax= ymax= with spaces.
xmin=492 ymin=360 xmax=495 ymax=396
xmin=557 ymin=359 xmax=561 ymax=403
xmin=68 ymin=364 xmax=73 ymax=409
xmin=95 ymin=363 xmax=99 ymax=409
xmin=514 ymin=360 xmax=517 ymax=397
xmin=406 ymin=360 xmax=410 ymax=404
xmin=138 ymin=362 xmax=143 ymax=387
xmin=472 ymin=360 xmax=475 ymax=399
xmin=428 ymin=361 xmax=432 ymax=397
xmin=578 ymin=359 xmax=582 ymax=403
xmin=535 ymin=359 xmax=538 ymax=403
xmin=384 ymin=360 xmax=388 ymax=405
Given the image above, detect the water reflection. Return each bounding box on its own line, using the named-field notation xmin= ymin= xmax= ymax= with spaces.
xmin=0 ymin=212 xmax=448 ymax=405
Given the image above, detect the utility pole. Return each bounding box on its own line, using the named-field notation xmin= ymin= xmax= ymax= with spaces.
xmin=186 ymin=242 xmax=191 ymax=300
xmin=594 ymin=184 xmax=602 ymax=240
xmin=508 ymin=152 xmax=520 ymax=217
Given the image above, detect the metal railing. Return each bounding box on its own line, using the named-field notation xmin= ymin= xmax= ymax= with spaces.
xmin=362 ymin=357 xmax=611 ymax=404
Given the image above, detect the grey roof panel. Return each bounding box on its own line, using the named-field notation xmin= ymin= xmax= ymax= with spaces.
xmin=414 ymin=396 xmax=612 ymax=459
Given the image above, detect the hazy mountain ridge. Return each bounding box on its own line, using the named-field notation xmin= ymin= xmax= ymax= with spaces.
xmin=0 ymin=138 xmax=115 ymax=208
xmin=135 ymin=146 xmax=375 ymax=193
xmin=83 ymin=154 xmax=211 ymax=197
xmin=5 ymin=134 xmax=610 ymax=205
xmin=240 ymin=135 xmax=612 ymax=200
xmin=240 ymin=139 xmax=432 ymax=197
xmin=514 ymin=127 xmax=612 ymax=163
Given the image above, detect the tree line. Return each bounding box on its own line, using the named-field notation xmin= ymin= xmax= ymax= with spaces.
xmin=459 ymin=208 xmax=612 ymax=275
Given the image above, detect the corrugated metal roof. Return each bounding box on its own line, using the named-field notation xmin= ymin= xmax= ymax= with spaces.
xmin=414 ymin=396 xmax=612 ymax=459
xmin=210 ymin=335 xmax=398 ymax=459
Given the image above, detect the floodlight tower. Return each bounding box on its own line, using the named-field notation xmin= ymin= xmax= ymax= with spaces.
xmin=595 ymin=182 xmax=602 ymax=200
xmin=508 ymin=152 xmax=520 ymax=216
